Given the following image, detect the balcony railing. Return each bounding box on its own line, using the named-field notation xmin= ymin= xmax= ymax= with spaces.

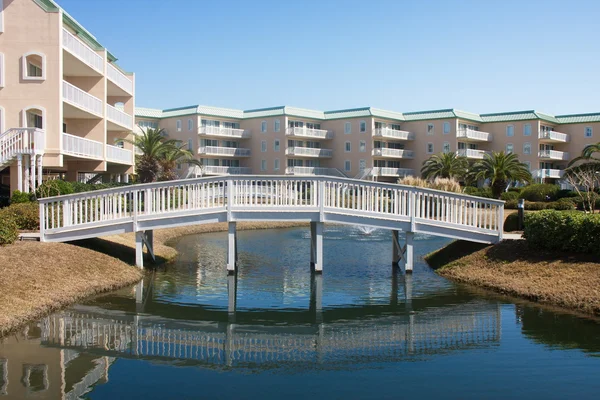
xmin=198 ymin=126 xmax=251 ymax=139
xmin=285 ymin=127 xmax=334 ymax=139
xmin=285 ymin=147 xmax=333 ymax=158
xmin=62 ymin=133 xmax=103 ymax=159
xmin=285 ymin=167 xmax=345 ymax=177
xmin=533 ymin=169 xmax=565 ymax=179
xmin=62 ymin=28 xmax=104 ymax=74
xmin=457 ymin=149 xmax=488 ymax=159
xmin=62 ymin=81 xmax=103 ymax=117
xmin=373 ymin=128 xmax=414 ymax=140
xmin=372 ymin=167 xmax=414 ymax=177
xmin=538 ymin=150 xmax=569 ymax=161
xmin=198 ymin=146 xmax=251 ymax=157
xmin=202 ymin=166 xmax=252 ymax=175
xmin=538 ymin=131 xmax=569 ymax=142
xmin=457 ymin=128 xmax=492 ymax=142
xmin=106 ymin=104 xmax=133 ymax=130
xmin=106 ymin=145 xmax=133 ymax=164
xmin=107 ymin=63 xmax=133 ymax=95
xmin=371 ymin=148 xmax=414 ymax=158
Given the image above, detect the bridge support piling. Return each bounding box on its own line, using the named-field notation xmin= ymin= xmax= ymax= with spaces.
xmin=227 ymin=274 xmax=237 ymax=318
xmin=404 ymin=232 xmax=414 ymax=273
xmin=310 ymin=273 xmax=323 ymax=323
xmin=310 ymin=221 xmax=323 ymax=273
xmin=392 ymin=230 xmax=401 ymax=266
xmin=135 ymin=231 xmax=144 ymax=268
xmin=227 ymin=222 xmax=237 ymax=274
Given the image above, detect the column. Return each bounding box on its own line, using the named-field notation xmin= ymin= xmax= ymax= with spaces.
xmin=227 ymin=222 xmax=237 ymax=274
xmin=135 ymin=279 xmax=144 ymax=304
xmin=390 ymin=266 xmax=399 ymax=306
xmin=135 ymin=231 xmax=144 ymax=268
xmin=310 ymin=273 xmax=323 ymax=322
xmin=17 ymin=154 xmax=23 ymax=192
xmin=123 ymin=174 xmax=130 ymax=183
xmin=37 ymin=155 xmax=43 ymax=187
xmin=227 ymin=274 xmax=237 ymax=316
xmin=30 ymin=155 xmax=36 ymax=193
xmin=392 ymin=230 xmax=401 ymax=266
xmin=116 ymin=174 xmax=122 ymax=183
xmin=404 ymin=231 xmax=414 ymax=273
xmin=310 ymin=221 xmax=323 ymax=273
xmin=24 ymin=155 xmax=30 ymax=193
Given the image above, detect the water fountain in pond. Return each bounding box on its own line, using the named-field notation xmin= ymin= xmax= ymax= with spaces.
xmin=356 ymin=225 xmax=377 ymax=235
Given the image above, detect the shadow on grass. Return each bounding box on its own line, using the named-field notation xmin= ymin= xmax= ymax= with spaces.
xmin=73 ymin=238 xmax=169 ymax=268
xmin=425 ymin=240 xmax=490 ymax=270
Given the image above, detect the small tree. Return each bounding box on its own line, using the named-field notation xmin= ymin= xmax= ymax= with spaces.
xmin=469 ymin=151 xmax=532 ymax=199
xmin=564 ymin=165 xmax=599 ymax=213
xmin=421 ymin=152 xmax=468 ymax=180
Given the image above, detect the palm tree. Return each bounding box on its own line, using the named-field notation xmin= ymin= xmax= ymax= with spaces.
xmin=567 ymin=142 xmax=600 ymax=169
xmin=470 ymin=151 xmax=532 ymax=199
xmin=421 ymin=152 xmax=468 ymax=180
xmin=158 ymin=143 xmax=203 ymax=181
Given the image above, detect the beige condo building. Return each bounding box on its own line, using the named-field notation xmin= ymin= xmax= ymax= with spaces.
xmin=0 ymin=0 xmax=136 ymax=194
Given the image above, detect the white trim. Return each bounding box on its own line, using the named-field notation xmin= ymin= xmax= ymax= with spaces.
xmin=274 ymin=119 xmax=280 ymax=132
xmin=345 ymin=141 xmax=351 ymax=152
xmin=426 ymin=142 xmax=434 ymax=154
xmin=274 ymin=158 xmax=280 ymax=171
xmin=585 ymin=126 xmax=593 ymax=138
xmin=261 ymin=120 xmax=267 ymax=133
xmin=261 ymin=159 xmax=267 ymax=171
xmin=261 ymin=140 xmax=267 ymax=152
xmin=0 ymin=0 xmax=4 ymax=33
xmin=505 ymin=143 xmax=514 ymax=154
xmin=0 ymin=52 xmax=4 ymax=88
xmin=427 ymin=123 xmax=434 ymax=135
xmin=344 ymin=121 xmax=351 ymax=134
xmin=273 ymin=139 xmax=280 ymax=152
xmin=22 ymin=52 xmax=47 ymax=81
xmin=523 ymin=142 xmax=531 ymax=155
xmin=359 ymin=140 xmax=366 ymax=152
xmin=443 ymin=121 xmax=450 ymax=134
xmin=22 ymin=105 xmax=46 ymax=130
xmin=506 ymin=124 xmax=514 ymax=137
xmin=176 ymin=119 xmax=182 ymax=132
xmin=344 ymin=160 xmax=351 ymax=172
xmin=188 ymin=118 xmax=193 ymax=131
xmin=359 ymin=120 xmax=366 ymax=133
xmin=442 ymin=141 xmax=450 ymax=153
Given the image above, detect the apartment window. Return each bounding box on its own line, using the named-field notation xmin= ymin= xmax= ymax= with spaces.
xmin=506 ymin=143 xmax=514 ymax=154
xmin=176 ymin=120 xmax=182 ymax=132
xmin=188 ymin=119 xmax=193 ymax=131
xmin=506 ymin=125 xmax=514 ymax=137
xmin=523 ymin=142 xmax=531 ymax=155
xmin=443 ymin=142 xmax=450 ymax=153
xmin=188 ymin=139 xmax=193 ymax=151
xmin=176 ymin=163 xmax=182 ymax=170
xmin=427 ymin=142 xmax=434 ymax=154
xmin=261 ymin=140 xmax=267 ymax=152
xmin=23 ymin=107 xmax=44 ymax=129
xmin=274 ymin=119 xmax=280 ymax=132
xmin=261 ymin=159 xmax=267 ymax=171
xmin=22 ymin=52 xmax=46 ymax=80
xmin=274 ymin=139 xmax=280 ymax=152
xmin=274 ymin=158 xmax=280 ymax=171
xmin=0 ymin=53 xmax=4 ymax=88
xmin=523 ymin=123 xmax=532 ymax=136
xmin=345 ymin=141 xmax=351 ymax=152
xmin=261 ymin=121 xmax=267 ymax=133
xmin=443 ymin=122 xmax=450 ymax=134
xmin=359 ymin=120 xmax=367 ymax=133
xmin=523 ymin=161 xmax=531 ymax=171
xmin=359 ymin=159 xmax=366 ymax=172
xmin=344 ymin=122 xmax=351 ymax=134
xmin=344 ymin=160 xmax=351 ymax=172
xmin=359 ymin=140 xmax=366 ymax=152
xmin=427 ymin=123 xmax=434 ymax=135
xmin=585 ymin=126 xmax=593 ymax=138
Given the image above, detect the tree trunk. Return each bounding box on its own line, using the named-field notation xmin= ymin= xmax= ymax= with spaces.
xmin=491 ymin=180 xmax=506 ymax=199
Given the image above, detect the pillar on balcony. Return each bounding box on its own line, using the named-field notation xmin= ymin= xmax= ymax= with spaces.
xmin=29 ymin=155 xmax=36 ymax=193
xmin=310 ymin=221 xmax=324 ymax=273
xmin=23 ymin=155 xmax=30 ymax=193
xmin=123 ymin=174 xmax=130 ymax=183
xmin=227 ymin=222 xmax=237 ymax=274
xmin=37 ymin=155 xmax=43 ymax=187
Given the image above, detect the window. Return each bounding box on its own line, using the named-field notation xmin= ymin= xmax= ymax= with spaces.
xmin=443 ymin=122 xmax=450 ymax=134
xmin=523 ymin=123 xmax=532 ymax=136
xmin=523 ymin=161 xmax=531 ymax=171
xmin=427 ymin=143 xmax=434 ymax=154
xmin=274 ymin=139 xmax=280 ymax=152
xmin=176 ymin=120 xmax=182 ymax=132
xmin=0 ymin=53 xmax=4 ymax=88
xmin=261 ymin=121 xmax=267 ymax=133
xmin=138 ymin=120 xmax=158 ymax=129
xmin=427 ymin=124 xmax=434 ymax=135
xmin=345 ymin=141 xmax=351 ymax=152
xmin=23 ymin=106 xmax=45 ymax=129
xmin=176 ymin=163 xmax=182 ymax=170
xmin=22 ymin=52 xmax=46 ymax=80
xmin=359 ymin=120 xmax=367 ymax=133
xmin=344 ymin=122 xmax=351 ymax=134
xmin=585 ymin=126 xmax=593 ymax=138
xmin=523 ymin=142 xmax=531 ymax=155
xmin=188 ymin=119 xmax=193 ymax=131
xmin=344 ymin=160 xmax=351 ymax=172
xmin=506 ymin=125 xmax=514 ymax=137
xmin=188 ymin=139 xmax=193 ymax=151
xmin=359 ymin=159 xmax=366 ymax=172
xmin=261 ymin=160 xmax=267 ymax=171
xmin=274 ymin=119 xmax=280 ymax=132
xmin=274 ymin=158 xmax=280 ymax=171
xmin=506 ymin=143 xmax=514 ymax=154
xmin=359 ymin=140 xmax=366 ymax=152
xmin=261 ymin=140 xmax=267 ymax=152
xmin=443 ymin=142 xmax=450 ymax=153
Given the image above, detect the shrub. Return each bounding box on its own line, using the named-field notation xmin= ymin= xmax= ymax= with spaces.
xmin=463 ymin=186 xmax=494 ymax=198
xmin=398 ymin=176 xmax=462 ymax=193
xmin=36 ymin=180 xmax=74 ymax=198
xmin=524 ymin=210 xmax=600 ymax=255
xmin=504 ymin=199 xmax=576 ymax=211
xmin=0 ymin=214 xmax=19 ymax=245
xmin=552 ymin=198 xmax=577 ymax=211
xmin=500 ymin=191 xmax=520 ymax=201
xmin=504 ymin=212 xmax=522 ymax=232
xmin=10 ymin=190 xmax=34 ymax=204
xmin=519 ymin=184 xmax=560 ymax=202
xmin=556 ymin=189 xmax=578 ymax=199
xmin=0 ymin=202 xmax=40 ymax=230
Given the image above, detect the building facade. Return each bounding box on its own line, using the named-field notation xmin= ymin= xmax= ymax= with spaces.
xmin=0 ymin=0 xmax=136 ymax=193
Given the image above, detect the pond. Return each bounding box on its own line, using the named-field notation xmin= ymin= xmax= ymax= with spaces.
xmin=1 ymin=226 xmax=600 ymax=399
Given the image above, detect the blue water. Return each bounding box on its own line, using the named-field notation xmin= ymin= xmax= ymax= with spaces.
xmin=1 ymin=225 xmax=600 ymax=399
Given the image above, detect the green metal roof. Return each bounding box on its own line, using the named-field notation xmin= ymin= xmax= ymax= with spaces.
xmin=480 ymin=110 xmax=559 ymax=124
xmin=555 ymin=112 xmax=600 ymax=124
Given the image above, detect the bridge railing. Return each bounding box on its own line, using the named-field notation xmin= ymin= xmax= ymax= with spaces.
xmin=39 ymin=176 xmax=504 ymax=240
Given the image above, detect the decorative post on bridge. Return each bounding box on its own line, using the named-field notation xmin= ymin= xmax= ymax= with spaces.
xmin=310 ymin=221 xmax=324 ymax=273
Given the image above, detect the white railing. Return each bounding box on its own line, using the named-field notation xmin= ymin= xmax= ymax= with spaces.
xmin=538 ymin=150 xmax=569 ymax=160
xmin=533 ymin=169 xmax=565 ymax=179
xmin=107 ymin=63 xmax=134 ymax=95
xmin=285 ymin=167 xmax=345 ymax=177
xmin=285 ymin=147 xmax=333 ymax=157
xmin=373 ymin=128 xmax=414 ymax=140
xmin=62 ymin=28 xmax=104 ymax=74
xmin=0 ymin=128 xmax=45 ymax=166
xmin=62 ymin=133 xmax=103 ymax=159
xmin=199 ymin=126 xmax=251 ymax=139
xmin=106 ymin=145 xmax=133 ymax=164
xmin=198 ymin=146 xmax=251 ymax=157
xmin=202 ymin=166 xmax=252 ymax=175
xmin=372 ymin=167 xmax=414 ymax=177
xmin=62 ymin=81 xmax=103 ymax=117
xmin=371 ymin=148 xmax=414 ymax=158
xmin=39 ymin=176 xmax=505 ymax=244
xmin=538 ymin=131 xmax=569 ymax=142
xmin=457 ymin=149 xmax=488 ymax=159
xmin=286 ymin=127 xmax=334 ymax=139
xmin=457 ymin=129 xmax=492 ymax=142
xmin=106 ymin=104 xmax=133 ymax=130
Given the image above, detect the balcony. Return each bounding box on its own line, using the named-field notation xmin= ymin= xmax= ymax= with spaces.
xmin=457 ymin=149 xmax=489 ymax=159
xmin=62 ymin=28 xmax=104 ymax=76
xmin=371 ymin=148 xmax=414 ymax=159
xmin=373 ymin=128 xmax=414 ymax=141
xmin=202 ymin=166 xmax=252 ymax=175
xmin=457 ymin=128 xmax=492 ymax=142
xmin=198 ymin=146 xmax=251 ymax=157
xmin=538 ymin=150 xmax=569 ymax=161
xmin=372 ymin=167 xmax=414 ymax=178
xmin=286 ymin=127 xmax=334 ymax=140
xmin=106 ymin=104 xmax=133 ymax=131
xmin=538 ymin=130 xmax=569 ymax=143
xmin=62 ymin=133 xmax=103 ymax=160
xmin=533 ymin=169 xmax=565 ymax=179
xmin=199 ymin=126 xmax=251 ymax=139
xmin=285 ymin=167 xmax=345 ymax=177
xmin=107 ymin=63 xmax=133 ymax=96
xmin=62 ymin=81 xmax=103 ymax=118
xmin=106 ymin=145 xmax=133 ymax=164
xmin=285 ymin=147 xmax=333 ymax=158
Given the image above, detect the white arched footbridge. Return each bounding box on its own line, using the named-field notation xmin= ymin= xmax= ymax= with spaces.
xmin=39 ymin=176 xmax=504 ymax=271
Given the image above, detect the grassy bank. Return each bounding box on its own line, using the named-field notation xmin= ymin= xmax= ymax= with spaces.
xmin=427 ymin=240 xmax=600 ymax=316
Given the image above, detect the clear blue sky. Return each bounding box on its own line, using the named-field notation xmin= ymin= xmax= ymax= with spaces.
xmin=58 ymin=0 xmax=600 ymax=115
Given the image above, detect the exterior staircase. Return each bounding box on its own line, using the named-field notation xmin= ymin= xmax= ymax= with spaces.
xmin=0 ymin=128 xmax=45 ymax=171
xmin=354 ymin=167 xmax=375 ymax=181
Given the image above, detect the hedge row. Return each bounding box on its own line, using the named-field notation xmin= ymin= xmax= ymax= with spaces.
xmin=35 ymin=180 xmax=130 ymax=199
xmin=0 ymin=202 xmax=41 ymax=245
xmin=505 ymin=198 xmax=576 ymax=211
xmin=524 ymin=210 xmax=600 ymax=255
